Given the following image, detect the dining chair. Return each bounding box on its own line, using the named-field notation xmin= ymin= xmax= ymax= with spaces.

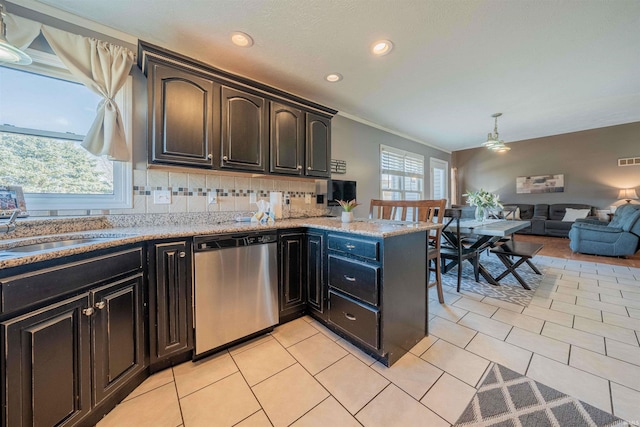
xmin=440 ymin=208 xmax=480 ymax=292
xmin=369 ymin=199 xmax=447 ymax=303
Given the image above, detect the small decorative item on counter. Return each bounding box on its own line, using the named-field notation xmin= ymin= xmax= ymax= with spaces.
xmin=251 ymin=200 xmax=275 ymax=224
xmin=463 ymin=188 xmax=503 ymax=222
xmin=337 ymin=199 xmax=359 ymax=223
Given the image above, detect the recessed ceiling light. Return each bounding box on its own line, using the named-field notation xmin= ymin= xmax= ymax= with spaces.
xmin=230 ymin=31 xmax=254 ymax=47
xmin=371 ymin=40 xmax=393 ymax=56
xmin=325 ymin=73 xmax=343 ymax=82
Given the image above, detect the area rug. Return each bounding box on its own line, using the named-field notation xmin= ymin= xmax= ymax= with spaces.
xmin=455 ymin=363 xmax=626 ymax=427
xmin=440 ymin=252 xmax=546 ymax=307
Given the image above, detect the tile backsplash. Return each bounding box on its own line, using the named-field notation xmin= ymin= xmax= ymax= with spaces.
xmin=27 ymin=168 xmax=328 ymax=218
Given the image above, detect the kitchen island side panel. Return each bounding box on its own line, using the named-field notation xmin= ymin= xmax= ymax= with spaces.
xmin=381 ymin=230 xmax=427 ymax=366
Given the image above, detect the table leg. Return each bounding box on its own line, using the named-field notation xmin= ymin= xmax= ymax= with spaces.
xmin=493 ymin=254 xmax=532 ymax=290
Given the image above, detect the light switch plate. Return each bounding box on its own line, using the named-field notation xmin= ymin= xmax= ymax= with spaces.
xmin=154 ymin=190 xmax=171 ymax=204
xmin=305 ymin=194 xmax=312 ymax=204
xmin=249 ymin=193 xmax=257 ymax=204
xmin=208 ymin=193 xmax=217 ymax=204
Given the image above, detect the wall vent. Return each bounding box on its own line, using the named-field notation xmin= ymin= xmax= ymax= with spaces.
xmin=617 ymin=157 xmax=640 ymax=167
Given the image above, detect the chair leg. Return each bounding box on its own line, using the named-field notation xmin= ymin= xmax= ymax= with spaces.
xmin=473 ymin=255 xmax=480 ymax=282
xmin=435 ymin=254 xmax=444 ymax=304
xmin=456 ymin=254 xmax=462 ymax=293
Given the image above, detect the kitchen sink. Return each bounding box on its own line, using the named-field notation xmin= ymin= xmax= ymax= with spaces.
xmin=1 ymin=238 xmax=111 ymax=254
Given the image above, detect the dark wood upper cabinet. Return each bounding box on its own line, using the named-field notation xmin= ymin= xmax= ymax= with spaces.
xmin=149 ymin=60 xmax=218 ymax=167
xmin=306 ymin=113 xmax=331 ymax=178
xmin=270 ymin=102 xmax=304 ymax=175
xmin=139 ymin=42 xmax=336 ymax=176
xmin=219 ymin=86 xmax=268 ymax=172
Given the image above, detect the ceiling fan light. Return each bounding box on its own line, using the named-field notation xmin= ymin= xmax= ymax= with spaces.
xmin=0 ymin=5 xmax=32 ymax=65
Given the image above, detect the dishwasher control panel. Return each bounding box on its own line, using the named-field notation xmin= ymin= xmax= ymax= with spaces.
xmin=194 ymin=231 xmax=278 ymax=251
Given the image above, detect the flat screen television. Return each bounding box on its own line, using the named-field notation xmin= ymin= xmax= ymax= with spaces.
xmin=328 ymin=179 xmax=357 ymax=206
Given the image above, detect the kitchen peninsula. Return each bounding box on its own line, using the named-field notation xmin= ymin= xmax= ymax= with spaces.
xmin=0 ymin=214 xmax=438 ymax=427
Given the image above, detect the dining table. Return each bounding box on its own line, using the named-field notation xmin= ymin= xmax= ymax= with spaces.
xmin=442 ymin=218 xmax=532 ymax=286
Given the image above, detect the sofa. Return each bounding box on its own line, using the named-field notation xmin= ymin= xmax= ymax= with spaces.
xmin=569 ymin=204 xmax=640 ymax=256
xmin=500 ymin=203 xmax=595 ymax=237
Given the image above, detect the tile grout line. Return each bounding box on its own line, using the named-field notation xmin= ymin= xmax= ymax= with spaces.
xmin=170 ymin=367 xmax=186 ymax=427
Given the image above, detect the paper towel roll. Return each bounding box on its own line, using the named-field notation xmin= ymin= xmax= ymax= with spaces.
xmin=270 ymin=192 xmax=283 ymax=219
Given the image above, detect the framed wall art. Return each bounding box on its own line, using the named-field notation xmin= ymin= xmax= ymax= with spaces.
xmin=516 ymin=174 xmax=565 ymax=194
xmin=0 ymin=185 xmax=29 ymax=218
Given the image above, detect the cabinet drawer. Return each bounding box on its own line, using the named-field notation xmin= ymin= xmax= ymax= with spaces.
xmin=327 ymin=234 xmax=379 ymax=261
xmin=1 ymin=248 xmax=143 ymax=314
xmin=328 ymin=255 xmax=379 ymax=306
xmin=329 ymin=291 xmax=379 ymax=349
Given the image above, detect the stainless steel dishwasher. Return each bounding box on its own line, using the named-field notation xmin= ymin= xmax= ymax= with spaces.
xmin=193 ymin=231 xmax=278 ymax=357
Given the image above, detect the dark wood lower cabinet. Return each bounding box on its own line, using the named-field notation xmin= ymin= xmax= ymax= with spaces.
xmin=305 ymin=231 xmax=325 ymax=318
xmin=1 ymin=261 xmax=145 ymax=427
xmin=149 ymin=240 xmax=193 ymax=368
xmin=2 ymin=294 xmax=92 ymax=427
xmin=92 ymin=274 xmax=145 ymax=405
xmin=278 ymin=231 xmax=306 ymax=322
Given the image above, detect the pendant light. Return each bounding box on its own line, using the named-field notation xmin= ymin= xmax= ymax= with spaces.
xmin=0 ymin=3 xmax=32 ymax=65
xmin=482 ymin=113 xmax=510 ymax=152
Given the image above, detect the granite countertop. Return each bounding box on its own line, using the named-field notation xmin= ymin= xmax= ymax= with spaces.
xmin=0 ymin=217 xmax=441 ymax=270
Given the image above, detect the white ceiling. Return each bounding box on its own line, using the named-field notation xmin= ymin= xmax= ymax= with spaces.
xmin=30 ymin=0 xmax=640 ymax=152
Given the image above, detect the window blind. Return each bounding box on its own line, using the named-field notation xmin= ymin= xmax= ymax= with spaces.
xmin=380 ymin=145 xmax=424 ymax=201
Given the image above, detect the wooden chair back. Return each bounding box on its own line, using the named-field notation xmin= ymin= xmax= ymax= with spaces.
xmin=369 ymin=199 xmax=445 ymax=223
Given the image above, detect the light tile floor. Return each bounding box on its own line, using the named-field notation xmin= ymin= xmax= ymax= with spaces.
xmin=98 ymin=255 xmax=640 ymax=427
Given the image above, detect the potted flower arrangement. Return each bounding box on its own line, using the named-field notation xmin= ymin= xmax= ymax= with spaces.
xmin=337 ymin=199 xmax=359 ymax=223
xmin=463 ymin=189 xmax=503 ymax=222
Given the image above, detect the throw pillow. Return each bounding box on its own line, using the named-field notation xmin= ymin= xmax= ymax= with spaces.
xmin=562 ymin=208 xmax=590 ymax=222
xmin=504 ymin=207 xmax=521 ymax=220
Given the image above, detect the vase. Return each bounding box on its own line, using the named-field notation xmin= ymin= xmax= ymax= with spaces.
xmin=341 ymin=211 xmax=354 ymax=223
xmin=475 ymin=206 xmax=488 ymax=222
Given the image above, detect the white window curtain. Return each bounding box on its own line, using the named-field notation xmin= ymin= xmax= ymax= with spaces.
xmin=5 ymin=13 xmax=134 ymax=161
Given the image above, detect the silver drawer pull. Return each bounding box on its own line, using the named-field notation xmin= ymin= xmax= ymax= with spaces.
xmin=344 ymin=275 xmax=356 ymax=282
xmin=345 ymin=243 xmax=356 ymax=250
xmin=344 ymin=313 xmax=356 ymax=321
xmin=82 ymin=307 xmax=95 ymax=316
xmin=179 ymin=251 xmax=186 ymax=258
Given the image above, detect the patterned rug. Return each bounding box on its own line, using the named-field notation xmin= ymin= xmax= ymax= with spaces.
xmin=455 ymin=363 xmax=626 ymax=427
xmin=440 ymin=252 xmax=546 ymax=307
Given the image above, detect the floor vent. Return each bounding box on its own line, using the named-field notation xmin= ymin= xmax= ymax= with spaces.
xmin=617 ymin=157 xmax=640 ymax=166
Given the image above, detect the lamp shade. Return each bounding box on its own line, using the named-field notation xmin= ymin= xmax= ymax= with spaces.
xmin=618 ymin=188 xmax=638 ymax=202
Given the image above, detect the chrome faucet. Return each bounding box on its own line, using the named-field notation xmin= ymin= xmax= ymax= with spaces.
xmin=1 ymin=210 xmax=19 ymax=234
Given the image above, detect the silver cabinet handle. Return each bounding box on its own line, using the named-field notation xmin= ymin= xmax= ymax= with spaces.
xmin=82 ymin=307 xmax=95 ymax=316
xmin=207 ymin=154 xmax=213 ymax=159
xmin=297 ymin=165 xmax=302 ymax=170
xmin=222 ymin=155 xmax=228 ymax=161
xmin=345 ymin=243 xmax=356 ymax=250
xmin=179 ymin=251 xmax=186 ymax=258
xmin=344 ymin=313 xmax=356 ymax=321
xmin=95 ymin=301 xmax=106 ymax=310
xmin=344 ymin=275 xmax=356 ymax=282
xmin=307 ymin=166 xmax=312 ymax=170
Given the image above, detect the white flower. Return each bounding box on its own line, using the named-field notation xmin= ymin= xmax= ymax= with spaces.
xmin=463 ymin=189 xmax=503 ymax=209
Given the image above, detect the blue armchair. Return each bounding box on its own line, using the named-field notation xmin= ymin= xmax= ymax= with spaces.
xmin=569 ymin=204 xmax=640 ymax=257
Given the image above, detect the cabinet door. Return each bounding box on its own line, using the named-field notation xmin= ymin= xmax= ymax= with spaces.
xmin=305 ymin=113 xmax=331 ymax=177
xmin=150 ymin=61 xmax=218 ymax=167
xmin=220 ymin=86 xmax=267 ymax=172
xmin=270 ymin=102 xmax=304 ymax=175
xmin=279 ymin=232 xmax=306 ymax=320
xmin=306 ymin=231 xmax=325 ymax=315
xmin=92 ymin=274 xmax=145 ymax=405
xmin=151 ymin=241 xmax=192 ymax=363
xmin=2 ymin=294 xmax=91 ymax=427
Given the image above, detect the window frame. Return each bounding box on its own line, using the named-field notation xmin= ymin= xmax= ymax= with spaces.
xmin=0 ymin=48 xmax=132 ymax=211
xmin=379 ymin=144 xmax=425 ymax=201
